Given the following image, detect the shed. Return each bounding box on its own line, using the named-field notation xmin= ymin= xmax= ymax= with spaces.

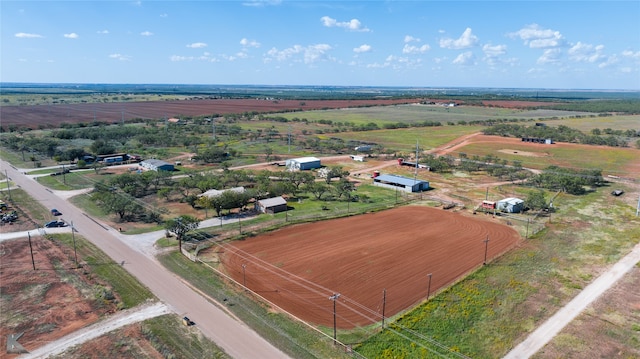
xmin=255 ymin=196 xmax=288 ymax=214
xmin=139 ymin=159 xmax=174 ymax=172
xmin=285 ymin=157 xmax=321 ymax=171
xmin=497 ymin=197 xmax=524 ymax=213
xmin=372 ymin=174 xmax=429 ymax=193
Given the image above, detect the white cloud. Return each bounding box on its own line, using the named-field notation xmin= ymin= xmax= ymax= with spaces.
xmin=140 ymin=31 xmax=153 ymax=36
xmin=439 ymin=28 xmax=478 ymax=49
xmin=482 ymin=44 xmax=507 ymax=57
xmin=621 ymin=50 xmax=640 ymax=60
xmin=366 ymin=55 xmax=422 ymax=70
xmin=568 ymin=42 xmax=605 ymax=63
xmin=187 ymin=42 xmax=207 ymax=49
xmin=482 ymin=44 xmax=508 ymax=65
xmin=15 ymin=32 xmax=43 ymax=38
xmin=402 ymin=43 xmax=430 ymax=54
xmin=109 ymin=53 xmax=132 ymax=61
xmin=537 ymin=48 xmax=562 ymax=64
xmin=353 ymin=44 xmax=372 ymax=54
xmin=404 ymin=35 xmax=420 ymax=43
xmin=97 ymin=30 xmax=109 ymax=34
xmin=509 ymin=24 xmax=565 ymax=49
xmin=242 ymin=0 xmax=282 ymax=7
xmin=264 ymin=44 xmax=333 ymax=64
xmin=452 ymin=51 xmax=475 ymax=65
xmin=240 ymin=38 xmax=261 ymax=48
xmin=64 ymin=33 xmax=79 ymax=39
xmin=320 ymin=16 xmax=370 ymax=32
xmin=160 ymin=13 xmax=168 ymax=18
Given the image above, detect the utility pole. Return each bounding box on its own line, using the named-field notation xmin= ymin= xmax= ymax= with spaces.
xmin=71 ymin=221 xmax=78 ymax=268
xmin=381 ymin=288 xmax=386 ymax=329
xmin=329 ymin=293 xmax=340 ymax=345
xmin=5 ymin=170 xmax=12 ymax=202
xmin=483 ymin=235 xmax=490 ymax=265
xmin=242 ymin=264 xmax=247 ymax=290
xmin=427 ymin=273 xmax=433 ymax=299
xmin=28 ymin=232 xmax=36 ymax=270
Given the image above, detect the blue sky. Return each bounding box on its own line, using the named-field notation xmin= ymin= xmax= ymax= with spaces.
xmin=2 ymin=1 xmax=639 ymax=89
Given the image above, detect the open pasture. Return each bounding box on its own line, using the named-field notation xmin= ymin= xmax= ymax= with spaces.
xmin=550 ymin=114 xmax=640 ymax=132
xmin=218 ymin=206 xmax=520 ymax=329
xmin=329 ymin=125 xmax=485 ymax=151
xmin=278 ymin=103 xmax=593 ymax=125
xmin=448 ymin=135 xmax=640 ymax=177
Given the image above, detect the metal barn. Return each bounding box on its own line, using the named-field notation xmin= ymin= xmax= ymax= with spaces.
xmin=372 ymin=174 xmax=429 ymax=193
xmin=285 ymin=157 xmax=321 ymax=171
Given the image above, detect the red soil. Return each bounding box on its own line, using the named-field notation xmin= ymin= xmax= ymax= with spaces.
xmin=219 ymin=206 xmax=520 ymax=329
xmin=1 ymin=98 xmax=421 ymax=129
xmin=0 ymin=237 xmax=114 ymax=357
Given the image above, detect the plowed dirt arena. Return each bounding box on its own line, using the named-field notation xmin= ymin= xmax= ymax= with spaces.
xmin=219 ymin=206 xmax=520 ymax=329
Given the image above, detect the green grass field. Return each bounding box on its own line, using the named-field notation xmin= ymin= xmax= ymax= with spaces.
xmin=276 ymin=104 xmax=592 ymax=125
xmin=455 ymin=141 xmax=640 ymax=176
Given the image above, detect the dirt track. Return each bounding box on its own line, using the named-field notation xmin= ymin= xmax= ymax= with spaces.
xmin=219 ymin=206 xmax=520 ymax=329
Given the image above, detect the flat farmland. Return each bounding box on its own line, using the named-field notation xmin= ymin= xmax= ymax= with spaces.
xmin=445 ymin=135 xmax=640 ymax=177
xmin=0 ymin=98 xmax=420 ymax=129
xmin=550 ymin=114 xmax=640 ymax=132
xmin=328 ymin=126 xmax=485 ymax=151
xmin=278 ymin=103 xmax=592 ymax=124
xmin=218 ymin=206 xmax=520 ymax=329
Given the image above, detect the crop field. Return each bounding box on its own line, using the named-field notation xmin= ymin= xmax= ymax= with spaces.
xmin=218 ymin=206 xmax=521 ymax=330
xmin=277 ymin=104 xmax=594 ymax=125
xmin=0 ymin=98 xmax=419 ymax=130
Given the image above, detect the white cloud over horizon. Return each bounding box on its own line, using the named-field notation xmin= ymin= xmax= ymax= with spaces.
xmin=440 ymin=28 xmax=478 ymax=49
xmin=321 ymin=16 xmax=370 ymax=32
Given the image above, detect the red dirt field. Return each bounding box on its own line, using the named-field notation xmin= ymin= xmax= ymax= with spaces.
xmin=1 ymin=98 xmax=421 ymax=129
xmin=0 ymin=237 xmax=116 ymax=357
xmin=218 ymin=205 xmax=520 ymax=329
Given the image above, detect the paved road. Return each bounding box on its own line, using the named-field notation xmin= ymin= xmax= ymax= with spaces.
xmin=1 ymin=160 xmax=289 ymax=359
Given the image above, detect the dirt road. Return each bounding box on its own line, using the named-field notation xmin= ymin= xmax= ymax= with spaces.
xmin=1 ymin=160 xmax=289 ymax=359
xmin=503 ymin=241 xmax=640 ymax=358
xmin=20 ymin=302 xmax=169 ymax=359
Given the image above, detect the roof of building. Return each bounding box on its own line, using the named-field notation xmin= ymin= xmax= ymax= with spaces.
xmin=199 ymin=186 xmax=245 ymax=198
xmin=258 ymin=196 xmax=287 ymax=207
xmin=498 ymin=197 xmax=524 ymax=204
xmin=289 ymin=156 xmax=321 ymax=163
xmin=141 ymin=159 xmax=172 ymax=166
xmin=374 ymin=174 xmax=428 ymax=187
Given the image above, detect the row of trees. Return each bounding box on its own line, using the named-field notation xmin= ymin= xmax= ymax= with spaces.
xmin=483 ymin=124 xmax=632 ymax=147
xmin=91 ymin=165 xmax=356 ymax=224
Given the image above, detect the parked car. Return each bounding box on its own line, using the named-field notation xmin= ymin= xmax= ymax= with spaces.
xmin=45 ymin=220 xmax=67 ymax=228
xmin=51 ymin=208 xmax=62 ymax=216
